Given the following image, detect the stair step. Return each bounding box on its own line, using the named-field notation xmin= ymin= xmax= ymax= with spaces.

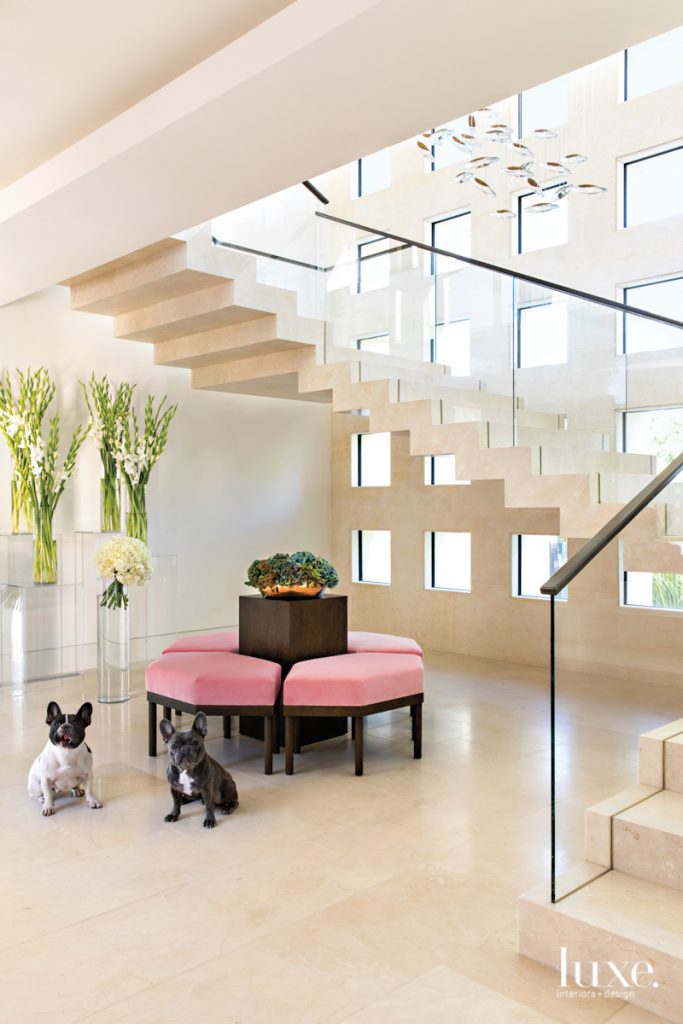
xmin=613 ymin=791 xmax=683 ymax=890
xmin=153 ymin=313 xmax=322 ymax=368
xmin=639 ymin=719 xmax=683 ymax=788
xmin=665 ymin=734 xmax=683 ymax=794
xmin=520 ymin=868 xmax=683 ymax=1021
xmin=63 ymin=239 xmax=224 ymax=315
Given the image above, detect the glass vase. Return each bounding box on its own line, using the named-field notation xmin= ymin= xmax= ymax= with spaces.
xmin=97 ymin=594 xmax=130 ymax=703
xmin=33 ymin=508 xmax=58 ymax=585
xmin=100 ymin=471 xmax=121 ymax=533
xmin=126 ymin=486 xmax=147 ymax=544
xmin=11 ymin=475 xmax=32 ymax=535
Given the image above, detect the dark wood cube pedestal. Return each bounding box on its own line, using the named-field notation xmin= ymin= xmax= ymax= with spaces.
xmin=238 ymin=593 xmax=348 ymax=748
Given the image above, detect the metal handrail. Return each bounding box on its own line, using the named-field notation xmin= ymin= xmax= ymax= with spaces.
xmin=541 ymin=449 xmax=683 ymax=596
xmin=315 ymin=210 xmax=683 ymax=332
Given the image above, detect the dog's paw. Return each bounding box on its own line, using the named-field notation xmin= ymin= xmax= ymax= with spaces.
xmin=72 ymin=787 xmax=85 ymax=798
xmin=164 ymin=813 xmax=179 ymax=823
xmin=41 ymin=805 xmax=55 ymax=816
xmin=203 ymin=818 xmax=216 ymax=828
xmin=88 ymin=797 xmax=103 ymax=809
xmin=221 ymin=802 xmax=237 ymax=815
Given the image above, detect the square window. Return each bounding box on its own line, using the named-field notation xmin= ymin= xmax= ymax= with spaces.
xmin=425 ymin=531 xmax=471 ymax=591
xmin=357 ymin=332 xmax=391 ymax=355
xmin=351 ymin=432 xmax=391 ymax=487
xmin=624 ymin=27 xmax=683 ymax=101
xmin=623 ymin=146 xmax=683 ymax=227
xmin=357 ymin=237 xmax=391 ymax=293
xmin=517 ymin=301 xmax=568 ymax=368
xmin=513 ymin=535 xmax=568 ymax=600
xmin=356 ymin=149 xmax=391 ymax=197
xmin=518 ymin=188 xmax=568 ymax=253
xmin=518 ymin=75 xmax=568 ymax=136
xmin=623 ymin=571 xmax=683 ymax=611
xmin=432 ymin=319 xmax=470 ymax=375
xmin=622 ymin=406 xmax=683 ymax=470
xmin=424 ymin=455 xmax=470 ymax=485
xmin=352 ymin=530 xmax=391 ymax=585
xmin=624 ymin=277 xmax=683 ymax=353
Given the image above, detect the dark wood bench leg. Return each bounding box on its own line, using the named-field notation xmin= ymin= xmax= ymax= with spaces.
xmin=264 ymin=715 xmax=273 ymax=775
xmin=148 ymin=701 xmax=157 ymax=756
xmin=354 ymin=716 xmax=364 ymax=776
xmin=285 ymin=716 xmax=295 ymax=775
xmin=223 ymin=715 xmax=232 ymax=739
xmin=413 ymin=702 xmax=422 ymax=759
xmin=410 ymin=704 xmax=416 ymax=740
xmin=351 ymin=717 xmax=356 ymax=740
xmin=294 ymin=718 xmax=301 ymax=755
xmin=163 ymin=705 xmax=172 ymax=722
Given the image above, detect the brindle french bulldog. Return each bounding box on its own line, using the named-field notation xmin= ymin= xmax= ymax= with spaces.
xmin=160 ymin=712 xmax=238 ymax=828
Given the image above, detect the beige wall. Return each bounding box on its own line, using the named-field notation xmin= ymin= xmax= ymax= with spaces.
xmin=332 ymin=417 xmax=683 ymax=685
xmin=0 ymin=286 xmax=332 ymax=637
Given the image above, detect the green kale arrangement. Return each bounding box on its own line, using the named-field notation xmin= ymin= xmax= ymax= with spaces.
xmin=246 ymin=551 xmax=339 ymax=596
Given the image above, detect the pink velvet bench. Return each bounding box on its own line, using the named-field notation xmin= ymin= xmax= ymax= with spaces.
xmin=163 ymin=629 xmax=421 ymax=658
xmin=146 ymin=650 xmax=281 ymax=774
xmin=283 ymin=652 xmax=424 ymax=776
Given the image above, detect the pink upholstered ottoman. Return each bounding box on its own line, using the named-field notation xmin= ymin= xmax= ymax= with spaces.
xmin=347 ymin=631 xmax=423 ymax=657
xmin=283 ymin=652 xmax=424 ymax=776
xmin=146 ymin=651 xmax=281 ymax=774
xmin=162 ymin=629 xmax=239 ymax=655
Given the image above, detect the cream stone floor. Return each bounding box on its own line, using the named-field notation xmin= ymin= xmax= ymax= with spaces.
xmin=2 ymin=651 xmax=681 ymax=1024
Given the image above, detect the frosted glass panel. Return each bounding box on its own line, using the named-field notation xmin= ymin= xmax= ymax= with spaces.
xmin=518 ymin=302 xmax=568 ymax=368
xmin=625 ymin=27 xmax=683 ymax=100
xmin=625 ymin=148 xmax=683 ymax=227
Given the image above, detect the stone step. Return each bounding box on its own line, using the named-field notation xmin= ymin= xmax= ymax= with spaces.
xmin=639 ymin=719 xmax=683 ymax=788
xmin=519 ymin=868 xmax=683 ymax=1021
xmin=153 ymin=313 xmax=321 ymax=368
xmin=613 ymin=790 xmax=683 ymax=891
xmin=665 ymin=734 xmax=683 ymax=794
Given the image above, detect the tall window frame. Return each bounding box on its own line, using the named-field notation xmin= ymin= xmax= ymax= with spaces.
xmin=352 ymin=529 xmax=391 ymax=586
xmin=424 ymin=531 xmax=472 ymax=592
xmin=351 ymin=432 xmax=391 ymax=488
xmin=622 ymin=274 xmax=683 ymax=354
xmin=517 ymin=183 xmax=568 ymax=254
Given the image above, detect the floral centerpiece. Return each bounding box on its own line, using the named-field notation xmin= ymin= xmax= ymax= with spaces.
xmin=114 ymin=394 xmax=177 ymax=544
xmin=0 ymin=369 xmax=87 ymax=583
xmin=82 ymin=375 xmax=133 ymax=532
xmin=97 ymin=535 xmax=153 ymax=609
xmin=245 ymin=551 xmax=339 ymax=598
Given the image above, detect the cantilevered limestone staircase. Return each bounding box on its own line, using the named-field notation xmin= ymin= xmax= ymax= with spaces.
xmin=62 ymin=224 xmax=676 ymax=551
xmin=520 ymin=719 xmax=683 ymax=1022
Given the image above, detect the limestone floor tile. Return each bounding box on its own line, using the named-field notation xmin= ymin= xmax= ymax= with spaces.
xmin=0 ymin=651 xmax=678 ymax=1024
xmin=612 ymin=1006 xmax=673 ymax=1023
xmin=331 ymin=963 xmax=576 ymax=1024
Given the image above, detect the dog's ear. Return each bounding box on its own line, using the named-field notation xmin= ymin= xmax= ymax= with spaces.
xmin=192 ymin=712 xmax=208 ymax=737
xmin=46 ymin=701 xmax=61 ymax=725
xmin=76 ymin=702 xmax=93 ymax=727
xmin=160 ymin=719 xmax=176 ymax=744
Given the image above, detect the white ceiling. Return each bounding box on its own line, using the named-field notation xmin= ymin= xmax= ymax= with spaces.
xmin=1 ymin=0 xmax=682 ymax=306
xmin=0 ymin=0 xmax=296 ymax=188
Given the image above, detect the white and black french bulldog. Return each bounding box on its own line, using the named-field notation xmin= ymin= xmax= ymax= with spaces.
xmin=27 ymin=701 xmax=103 ymax=816
xmin=160 ymin=712 xmax=239 ymax=828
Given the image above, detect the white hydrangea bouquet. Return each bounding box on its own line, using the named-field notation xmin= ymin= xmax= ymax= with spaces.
xmin=97 ymin=536 xmax=153 ymax=610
